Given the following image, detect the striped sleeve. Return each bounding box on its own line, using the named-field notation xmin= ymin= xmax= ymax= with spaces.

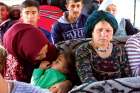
xmin=125 ymin=34 xmax=140 ymax=76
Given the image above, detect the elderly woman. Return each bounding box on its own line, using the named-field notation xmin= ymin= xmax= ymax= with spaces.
xmin=75 ymin=10 xmax=131 ymax=83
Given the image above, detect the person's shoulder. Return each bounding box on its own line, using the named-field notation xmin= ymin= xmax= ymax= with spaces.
xmin=79 ymin=14 xmax=88 ymax=20
xmin=75 ymin=41 xmax=91 ymax=57
xmin=52 ymin=20 xmax=63 ymax=30
xmin=81 ymin=14 xmax=88 ymax=18
xmin=76 ymin=41 xmax=90 ymax=50
xmin=127 ymin=33 xmax=140 ymax=43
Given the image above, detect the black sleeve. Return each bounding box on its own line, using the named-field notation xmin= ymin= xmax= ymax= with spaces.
xmin=125 ymin=19 xmax=139 ymax=35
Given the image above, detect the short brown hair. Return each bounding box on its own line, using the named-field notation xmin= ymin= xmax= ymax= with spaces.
xmin=66 ymin=0 xmax=83 ymax=4
xmin=21 ymin=0 xmax=39 ymax=11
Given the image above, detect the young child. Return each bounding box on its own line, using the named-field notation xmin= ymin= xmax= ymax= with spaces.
xmin=31 ymin=47 xmax=74 ymax=89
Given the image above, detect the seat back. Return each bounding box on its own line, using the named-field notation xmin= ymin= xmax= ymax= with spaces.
xmin=38 ymin=5 xmax=63 ymax=32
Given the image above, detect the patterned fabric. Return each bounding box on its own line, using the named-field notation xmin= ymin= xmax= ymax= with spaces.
xmin=3 ymin=54 xmax=27 ymax=81
xmin=55 ymin=38 xmax=91 ymax=51
xmin=125 ymin=32 xmax=140 ymax=76
xmin=69 ymin=76 xmax=140 ymax=93
xmin=9 ymin=80 xmax=51 ymax=93
xmin=75 ymin=42 xmax=131 ymax=83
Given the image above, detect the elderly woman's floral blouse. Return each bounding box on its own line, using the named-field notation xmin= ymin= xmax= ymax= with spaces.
xmin=75 ymin=42 xmax=131 ymax=83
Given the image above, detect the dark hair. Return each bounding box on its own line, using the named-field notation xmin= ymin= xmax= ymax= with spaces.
xmin=0 ymin=2 xmax=9 ymax=12
xmin=57 ymin=46 xmax=81 ymax=85
xmin=21 ymin=0 xmax=39 ymax=11
xmin=58 ymin=47 xmax=75 ymax=73
xmin=9 ymin=5 xmax=21 ymax=20
xmin=66 ymin=0 xmax=83 ymax=4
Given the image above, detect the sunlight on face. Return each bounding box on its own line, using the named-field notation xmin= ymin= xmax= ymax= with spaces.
xmin=21 ymin=6 xmax=39 ymax=27
xmin=92 ymin=20 xmax=113 ymax=47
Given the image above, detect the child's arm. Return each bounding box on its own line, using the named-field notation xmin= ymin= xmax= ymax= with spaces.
xmin=31 ymin=61 xmax=51 ymax=85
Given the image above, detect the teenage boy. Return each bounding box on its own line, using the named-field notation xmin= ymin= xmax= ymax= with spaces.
xmin=51 ymin=0 xmax=87 ymax=44
xmin=21 ymin=0 xmax=52 ymax=43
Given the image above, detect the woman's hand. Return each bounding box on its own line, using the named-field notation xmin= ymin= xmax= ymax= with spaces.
xmin=39 ymin=61 xmax=51 ymax=70
xmin=49 ymin=80 xmax=72 ymax=93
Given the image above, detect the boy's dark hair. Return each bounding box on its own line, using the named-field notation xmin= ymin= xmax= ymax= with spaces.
xmin=66 ymin=0 xmax=83 ymax=4
xmin=0 ymin=45 xmax=7 ymax=73
xmin=21 ymin=0 xmax=39 ymax=11
xmin=0 ymin=2 xmax=9 ymax=12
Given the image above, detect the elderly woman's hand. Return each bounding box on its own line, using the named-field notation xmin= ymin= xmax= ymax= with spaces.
xmin=49 ymin=80 xmax=72 ymax=93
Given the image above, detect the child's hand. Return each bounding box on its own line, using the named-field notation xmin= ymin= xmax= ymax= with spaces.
xmin=39 ymin=61 xmax=51 ymax=70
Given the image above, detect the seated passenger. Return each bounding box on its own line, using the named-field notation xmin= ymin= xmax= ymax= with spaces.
xmin=0 ymin=5 xmax=20 ymax=43
xmin=75 ymin=10 xmax=131 ymax=83
xmin=98 ymin=0 xmax=139 ymax=36
xmin=31 ymin=48 xmax=74 ymax=91
xmin=51 ymin=0 xmax=87 ymax=44
xmin=106 ymin=3 xmax=138 ymax=36
xmin=21 ymin=0 xmax=52 ymax=43
xmin=0 ymin=45 xmax=51 ymax=93
xmin=3 ymin=23 xmax=57 ymax=83
xmin=125 ymin=32 xmax=140 ymax=76
xmin=9 ymin=5 xmax=21 ymax=20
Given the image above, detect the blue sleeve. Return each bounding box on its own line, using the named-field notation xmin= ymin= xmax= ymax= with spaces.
xmin=51 ymin=22 xmax=62 ymax=44
xmin=39 ymin=27 xmax=52 ymax=43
